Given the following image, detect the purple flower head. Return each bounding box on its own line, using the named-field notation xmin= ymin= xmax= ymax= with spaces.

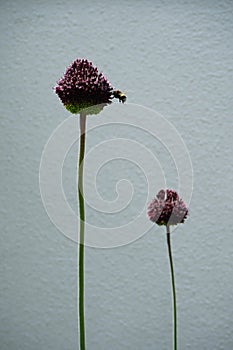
xmin=147 ymin=189 xmax=188 ymax=226
xmin=55 ymin=58 xmax=113 ymax=114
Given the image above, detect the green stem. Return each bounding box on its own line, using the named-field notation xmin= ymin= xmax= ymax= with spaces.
xmin=78 ymin=112 xmax=86 ymax=350
xmin=166 ymin=225 xmax=177 ymax=350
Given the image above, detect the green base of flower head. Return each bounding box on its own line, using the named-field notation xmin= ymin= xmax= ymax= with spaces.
xmin=65 ymin=102 xmax=107 ymax=116
xmin=157 ymin=221 xmax=179 ymax=226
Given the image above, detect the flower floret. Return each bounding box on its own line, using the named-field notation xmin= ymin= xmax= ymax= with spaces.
xmin=148 ymin=189 xmax=188 ymax=226
xmin=55 ymin=58 xmax=113 ymax=114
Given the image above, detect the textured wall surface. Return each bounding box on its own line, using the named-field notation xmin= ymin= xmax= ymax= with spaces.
xmin=1 ymin=1 xmax=233 ymax=349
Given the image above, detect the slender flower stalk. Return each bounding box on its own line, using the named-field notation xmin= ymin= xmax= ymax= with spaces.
xmin=147 ymin=189 xmax=188 ymax=350
xmin=78 ymin=112 xmax=87 ymax=350
xmin=55 ymin=58 xmax=115 ymax=350
xmin=166 ymin=225 xmax=177 ymax=350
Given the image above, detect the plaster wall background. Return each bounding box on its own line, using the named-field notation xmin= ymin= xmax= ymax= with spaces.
xmin=1 ymin=1 xmax=233 ymax=349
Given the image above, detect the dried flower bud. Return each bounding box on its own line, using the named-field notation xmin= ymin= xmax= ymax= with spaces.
xmin=147 ymin=189 xmax=188 ymax=226
xmin=55 ymin=58 xmax=113 ymax=114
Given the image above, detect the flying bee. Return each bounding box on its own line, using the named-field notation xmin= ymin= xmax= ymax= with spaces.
xmin=112 ymin=90 xmax=127 ymax=103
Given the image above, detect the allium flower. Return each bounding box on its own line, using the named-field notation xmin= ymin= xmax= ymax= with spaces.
xmin=55 ymin=58 xmax=113 ymax=114
xmin=147 ymin=189 xmax=188 ymax=226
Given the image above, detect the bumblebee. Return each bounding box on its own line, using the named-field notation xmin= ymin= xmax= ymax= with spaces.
xmin=112 ymin=90 xmax=127 ymax=103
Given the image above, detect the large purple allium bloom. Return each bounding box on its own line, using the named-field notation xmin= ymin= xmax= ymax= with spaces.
xmin=148 ymin=189 xmax=188 ymax=226
xmin=55 ymin=58 xmax=113 ymax=114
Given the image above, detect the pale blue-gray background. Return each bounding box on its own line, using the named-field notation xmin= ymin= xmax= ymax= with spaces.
xmin=1 ymin=0 xmax=233 ymax=349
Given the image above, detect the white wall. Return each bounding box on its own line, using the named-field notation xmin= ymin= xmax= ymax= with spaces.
xmin=1 ymin=1 xmax=233 ymax=349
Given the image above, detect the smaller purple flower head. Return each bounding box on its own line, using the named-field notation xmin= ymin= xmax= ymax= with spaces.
xmin=147 ymin=189 xmax=188 ymax=226
xmin=55 ymin=58 xmax=113 ymax=114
